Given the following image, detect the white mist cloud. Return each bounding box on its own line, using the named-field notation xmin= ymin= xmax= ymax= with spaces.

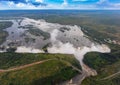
xmin=62 ymin=0 xmax=68 ymax=6
xmin=7 ymin=1 xmax=37 ymax=9
xmin=35 ymin=0 xmax=44 ymax=3
xmin=16 ymin=46 xmax=44 ymax=53
xmin=0 ymin=17 xmax=111 ymax=76
xmin=73 ymin=0 xmax=89 ymax=2
xmin=46 ymin=24 xmax=110 ymax=76
xmin=46 ymin=24 xmax=110 ymax=66
xmin=16 ymin=3 xmax=26 ymax=7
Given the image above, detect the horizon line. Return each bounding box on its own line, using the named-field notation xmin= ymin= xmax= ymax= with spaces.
xmin=0 ymin=9 xmax=120 ymax=11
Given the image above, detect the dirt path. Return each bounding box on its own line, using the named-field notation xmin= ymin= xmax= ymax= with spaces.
xmin=0 ymin=59 xmax=54 ymax=73
xmin=0 ymin=58 xmax=83 ymax=85
xmin=101 ymin=71 xmax=120 ymax=80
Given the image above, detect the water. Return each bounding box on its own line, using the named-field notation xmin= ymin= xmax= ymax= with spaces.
xmin=0 ymin=18 xmax=111 ymax=85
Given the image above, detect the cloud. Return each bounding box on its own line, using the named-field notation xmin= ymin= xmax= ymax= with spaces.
xmin=16 ymin=3 xmax=26 ymax=7
xmin=35 ymin=0 xmax=44 ymax=3
xmin=97 ymin=0 xmax=108 ymax=5
xmin=96 ymin=0 xmax=120 ymax=9
xmin=62 ymin=0 xmax=68 ymax=6
xmin=73 ymin=0 xmax=91 ymax=2
xmin=0 ymin=0 xmax=46 ymax=7
xmin=7 ymin=1 xmax=40 ymax=9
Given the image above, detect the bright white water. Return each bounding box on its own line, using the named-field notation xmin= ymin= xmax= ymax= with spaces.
xmin=0 ymin=18 xmax=111 ymax=84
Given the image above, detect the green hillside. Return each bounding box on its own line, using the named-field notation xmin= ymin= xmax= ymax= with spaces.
xmin=0 ymin=53 xmax=81 ymax=85
xmin=81 ymin=44 xmax=120 ymax=85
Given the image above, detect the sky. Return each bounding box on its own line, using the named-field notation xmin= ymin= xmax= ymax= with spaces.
xmin=0 ymin=0 xmax=120 ymax=10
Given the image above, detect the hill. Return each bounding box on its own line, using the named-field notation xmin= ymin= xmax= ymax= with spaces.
xmin=81 ymin=44 xmax=120 ymax=85
xmin=0 ymin=53 xmax=81 ymax=85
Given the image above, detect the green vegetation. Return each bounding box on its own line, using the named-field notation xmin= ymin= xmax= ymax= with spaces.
xmin=28 ymin=28 xmax=50 ymax=40
xmin=6 ymin=47 xmax=17 ymax=53
xmin=24 ymin=37 xmax=36 ymax=43
xmin=1 ymin=11 xmax=120 ymax=43
xmin=81 ymin=27 xmax=114 ymax=43
xmin=0 ymin=10 xmax=120 ymax=85
xmin=83 ymin=52 xmax=116 ymax=71
xmin=59 ymin=27 xmax=70 ymax=33
xmin=0 ymin=21 xmax=13 ymax=44
xmin=81 ymin=59 xmax=120 ymax=85
xmin=81 ymin=74 xmax=120 ymax=85
xmin=0 ymin=53 xmax=81 ymax=69
xmin=0 ymin=53 xmax=81 ymax=85
xmin=81 ymin=44 xmax=120 ymax=85
xmin=0 ymin=60 xmax=79 ymax=85
xmin=83 ymin=44 xmax=120 ymax=71
xmin=41 ymin=11 xmax=120 ymax=43
xmin=47 ymin=11 xmax=119 ymax=85
xmin=42 ymin=43 xmax=51 ymax=53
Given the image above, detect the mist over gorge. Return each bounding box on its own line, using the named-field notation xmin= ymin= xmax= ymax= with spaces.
xmin=0 ymin=17 xmax=111 ymax=85
xmin=0 ymin=18 xmax=110 ymax=67
xmin=0 ymin=0 xmax=120 ymax=83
